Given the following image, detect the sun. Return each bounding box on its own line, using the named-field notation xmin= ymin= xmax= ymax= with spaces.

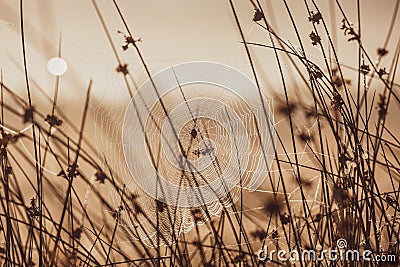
xmin=47 ymin=57 xmax=68 ymax=76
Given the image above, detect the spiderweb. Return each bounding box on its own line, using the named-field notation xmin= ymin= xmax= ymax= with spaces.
xmin=94 ymin=62 xmax=276 ymax=246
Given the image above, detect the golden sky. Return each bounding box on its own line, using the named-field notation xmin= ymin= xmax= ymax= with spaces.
xmin=0 ymin=0 xmax=398 ymax=105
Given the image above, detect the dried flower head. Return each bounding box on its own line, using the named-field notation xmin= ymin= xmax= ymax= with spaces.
xmin=94 ymin=170 xmax=107 ymax=183
xmin=156 ymin=199 xmax=167 ymax=212
xmin=0 ymin=132 xmax=20 ymax=147
xmin=308 ymin=11 xmax=322 ymax=24
xmin=27 ymin=197 xmax=41 ymax=218
xmin=116 ymin=63 xmax=129 ymax=75
xmin=340 ymin=18 xmax=360 ymax=42
xmin=377 ymin=67 xmax=388 ymax=78
xmin=280 ymin=213 xmax=291 ymax=225
xmin=277 ymin=101 xmax=297 ymax=115
xmin=377 ymin=47 xmax=388 ymax=57
xmin=298 ymin=130 xmax=313 ymax=143
xmin=263 ymin=196 xmax=284 ymax=215
xmin=309 ymin=31 xmax=321 ymax=46
xmin=331 ymin=92 xmax=344 ymax=109
xmin=72 ymin=228 xmax=82 ymax=239
xmin=118 ymin=30 xmax=141 ymax=51
xmin=5 ymin=166 xmax=13 ymax=175
xmin=360 ymin=64 xmax=370 ymax=75
xmin=253 ymin=9 xmax=264 ymax=22
xmin=45 ymin=114 xmax=63 ymax=127
xmin=377 ymin=93 xmax=388 ymax=120
xmin=250 ymin=229 xmax=267 ymax=241
xmin=23 ymin=106 xmax=35 ymax=123
xmin=67 ymin=163 xmax=80 ymax=178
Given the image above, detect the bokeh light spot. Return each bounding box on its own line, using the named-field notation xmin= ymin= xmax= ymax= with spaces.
xmin=47 ymin=57 xmax=68 ymax=76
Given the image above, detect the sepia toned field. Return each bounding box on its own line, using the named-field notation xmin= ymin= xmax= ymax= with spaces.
xmin=0 ymin=0 xmax=399 ymax=266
